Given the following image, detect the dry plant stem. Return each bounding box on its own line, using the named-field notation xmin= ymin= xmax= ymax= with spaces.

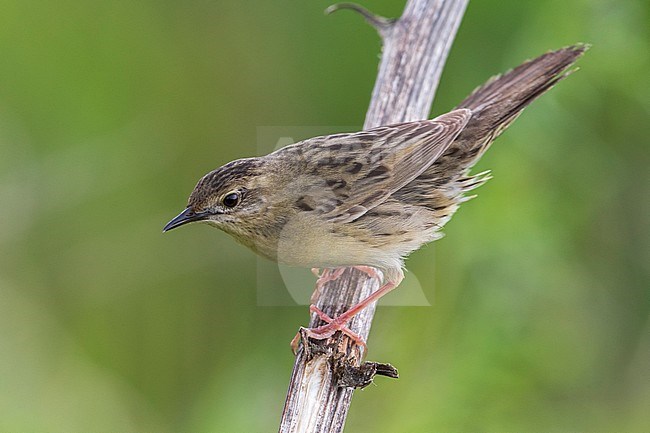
xmin=279 ymin=1 xmax=468 ymax=432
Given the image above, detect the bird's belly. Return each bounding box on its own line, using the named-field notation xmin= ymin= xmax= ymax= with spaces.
xmin=273 ymin=215 xmax=383 ymax=269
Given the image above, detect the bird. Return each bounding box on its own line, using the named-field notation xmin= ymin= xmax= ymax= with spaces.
xmin=164 ymin=44 xmax=587 ymax=347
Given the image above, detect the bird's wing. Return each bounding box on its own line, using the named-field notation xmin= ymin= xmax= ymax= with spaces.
xmin=285 ymin=109 xmax=471 ymax=223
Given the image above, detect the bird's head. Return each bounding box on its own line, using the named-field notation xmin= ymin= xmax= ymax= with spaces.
xmin=163 ymin=158 xmax=269 ymax=234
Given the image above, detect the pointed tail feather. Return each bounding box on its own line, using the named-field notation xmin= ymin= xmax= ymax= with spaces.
xmin=396 ymin=44 xmax=587 ymax=215
xmin=449 ymin=43 xmax=589 ymax=172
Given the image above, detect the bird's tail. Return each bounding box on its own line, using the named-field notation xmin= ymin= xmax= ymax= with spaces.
xmin=396 ymin=44 xmax=587 ymax=219
xmin=448 ymin=44 xmax=589 ymax=174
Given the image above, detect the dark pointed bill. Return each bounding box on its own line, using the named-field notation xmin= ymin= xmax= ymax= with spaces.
xmin=163 ymin=207 xmax=208 ymax=232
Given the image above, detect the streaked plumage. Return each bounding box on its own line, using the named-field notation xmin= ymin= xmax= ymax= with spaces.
xmin=164 ymin=45 xmax=587 ymax=344
xmin=166 ymin=45 xmax=586 ymax=287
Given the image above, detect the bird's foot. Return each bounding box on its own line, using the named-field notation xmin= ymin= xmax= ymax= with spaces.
xmin=293 ymin=267 xmax=391 ymax=354
xmin=310 ymin=266 xmax=381 ymax=303
xmin=308 ymin=305 xmax=368 ymax=350
xmin=310 ymin=268 xmax=346 ymax=303
xmin=290 ymin=305 xmax=367 ymax=353
xmin=351 ymin=265 xmax=382 ymax=281
xmin=316 ymin=268 xmax=346 ymax=285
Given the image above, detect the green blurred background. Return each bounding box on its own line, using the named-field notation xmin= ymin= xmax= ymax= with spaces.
xmin=1 ymin=0 xmax=648 ymax=432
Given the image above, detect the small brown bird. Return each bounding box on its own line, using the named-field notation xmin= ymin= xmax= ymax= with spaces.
xmin=164 ymin=45 xmax=587 ymax=345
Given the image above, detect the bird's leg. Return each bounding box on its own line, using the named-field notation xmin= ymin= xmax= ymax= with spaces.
xmin=350 ymin=265 xmax=382 ymax=280
xmin=303 ymin=279 xmax=398 ymax=348
xmin=292 ymin=267 xmax=358 ymax=352
xmin=307 ymin=305 xmax=367 ymax=351
xmin=319 ymin=267 xmax=346 ymax=284
xmin=292 ymin=266 xmax=381 ymax=352
xmin=290 ymin=305 xmax=367 ymax=354
xmin=292 ymin=266 xmax=397 ymax=352
xmin=310 ymin=267 xmax=345 ymax=303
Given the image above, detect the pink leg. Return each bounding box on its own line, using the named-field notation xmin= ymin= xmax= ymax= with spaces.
xmin=307 ymin=305 xmax=367 ymax=351
xmin=292 ymin=266 xmax=395 ymax=352
xmin=290 ymin=303 xmax=368 ymax=353
xmin=310 ymin=268 xmax=346 ymax=303
xmin=351 ymin=265 xmax=382 ymax=280
xmin=302 ymin=281 xmax=397 ymax=348
xmin=311 ymin=282 xmax=396 ymax=329
xmin=318 ymin=268 xmax=346 ymax=285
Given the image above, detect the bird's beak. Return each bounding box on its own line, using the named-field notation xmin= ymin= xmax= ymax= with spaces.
xmin=163 ymin=207 xmax=208 ymax=232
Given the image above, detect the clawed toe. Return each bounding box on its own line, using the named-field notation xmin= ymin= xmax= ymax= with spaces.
xmin=290 ymin=304 xmax=368 ymax=353
xmin=316 ymin=268 xmax=346 ymax=287
xmin=294 ymin=266 xmax=389 ymax=353
xmin=305 ymin=323 xmax=367 ymax=352
xmin=352 ymin=265 xmax=382 ymax=281
xmin=311 ymin=268 xmax=347 ymax=303
xmin=306 ymin=304 xmax=367 ymax=350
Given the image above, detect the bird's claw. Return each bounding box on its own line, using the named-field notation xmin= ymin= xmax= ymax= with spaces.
xmin=290 ymin=304 xmax=367 ymax=354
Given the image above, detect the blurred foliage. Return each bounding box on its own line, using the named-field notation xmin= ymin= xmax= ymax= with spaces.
xmin=1 ymin=0 xmax=648 ymax=432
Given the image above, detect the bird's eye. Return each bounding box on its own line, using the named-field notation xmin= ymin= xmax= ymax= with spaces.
xmin=222 ymin=192 xmax=241 ymax=208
